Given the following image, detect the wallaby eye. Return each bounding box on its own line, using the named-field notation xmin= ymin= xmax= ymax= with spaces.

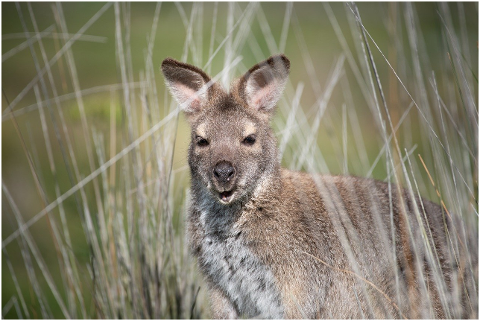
xmin=196 ymin=136 xmax=209 ymax=147
xmin=242 ymin=134 xmax=256 ymax=146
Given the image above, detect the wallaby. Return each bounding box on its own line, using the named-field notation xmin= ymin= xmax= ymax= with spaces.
xmin=161 ymin=54 xmax=477 ymax=319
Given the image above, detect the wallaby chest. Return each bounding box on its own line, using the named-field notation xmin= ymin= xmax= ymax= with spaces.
xmin=193 ymin=207 xmax=284 ymax=318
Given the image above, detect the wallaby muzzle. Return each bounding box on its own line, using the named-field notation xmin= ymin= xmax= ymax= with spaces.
xmin=212 ymin=160 xmax=236 ymax=203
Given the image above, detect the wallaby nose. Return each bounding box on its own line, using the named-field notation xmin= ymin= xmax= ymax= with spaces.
xmin=213 ymin=161 xmax=235 ymax=184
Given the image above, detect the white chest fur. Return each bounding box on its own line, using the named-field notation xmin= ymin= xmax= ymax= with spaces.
xmin=198 ymin=210 xmax=284 ymax=318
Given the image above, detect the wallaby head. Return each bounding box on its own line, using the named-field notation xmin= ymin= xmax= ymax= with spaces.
xmin=161 ymin=55 xmax=290 ymax=205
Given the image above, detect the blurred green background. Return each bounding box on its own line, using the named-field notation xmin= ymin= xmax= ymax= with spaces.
xmin=2 ymin=2 xmax=478 ymax=318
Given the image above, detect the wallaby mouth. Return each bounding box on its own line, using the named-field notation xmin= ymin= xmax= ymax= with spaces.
xmin=219 ymin=190 xmax=234 ymax=203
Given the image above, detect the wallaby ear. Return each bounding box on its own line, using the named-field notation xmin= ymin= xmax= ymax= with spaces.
xmin=238 ymin=54 xmax=290 ymax=114
xmin=161 ymin=58 xmax=211 ymax=114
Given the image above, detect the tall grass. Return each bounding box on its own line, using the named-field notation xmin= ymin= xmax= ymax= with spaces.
xmin=2 ymin=2 xmax=477 ymax=318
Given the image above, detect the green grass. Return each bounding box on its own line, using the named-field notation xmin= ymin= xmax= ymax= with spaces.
xmin=2 ymin=2 xmax=478 ymax=318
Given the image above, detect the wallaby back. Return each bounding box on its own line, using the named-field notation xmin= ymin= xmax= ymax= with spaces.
xmin=161 ymin=55 xmax=477 ymax=319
